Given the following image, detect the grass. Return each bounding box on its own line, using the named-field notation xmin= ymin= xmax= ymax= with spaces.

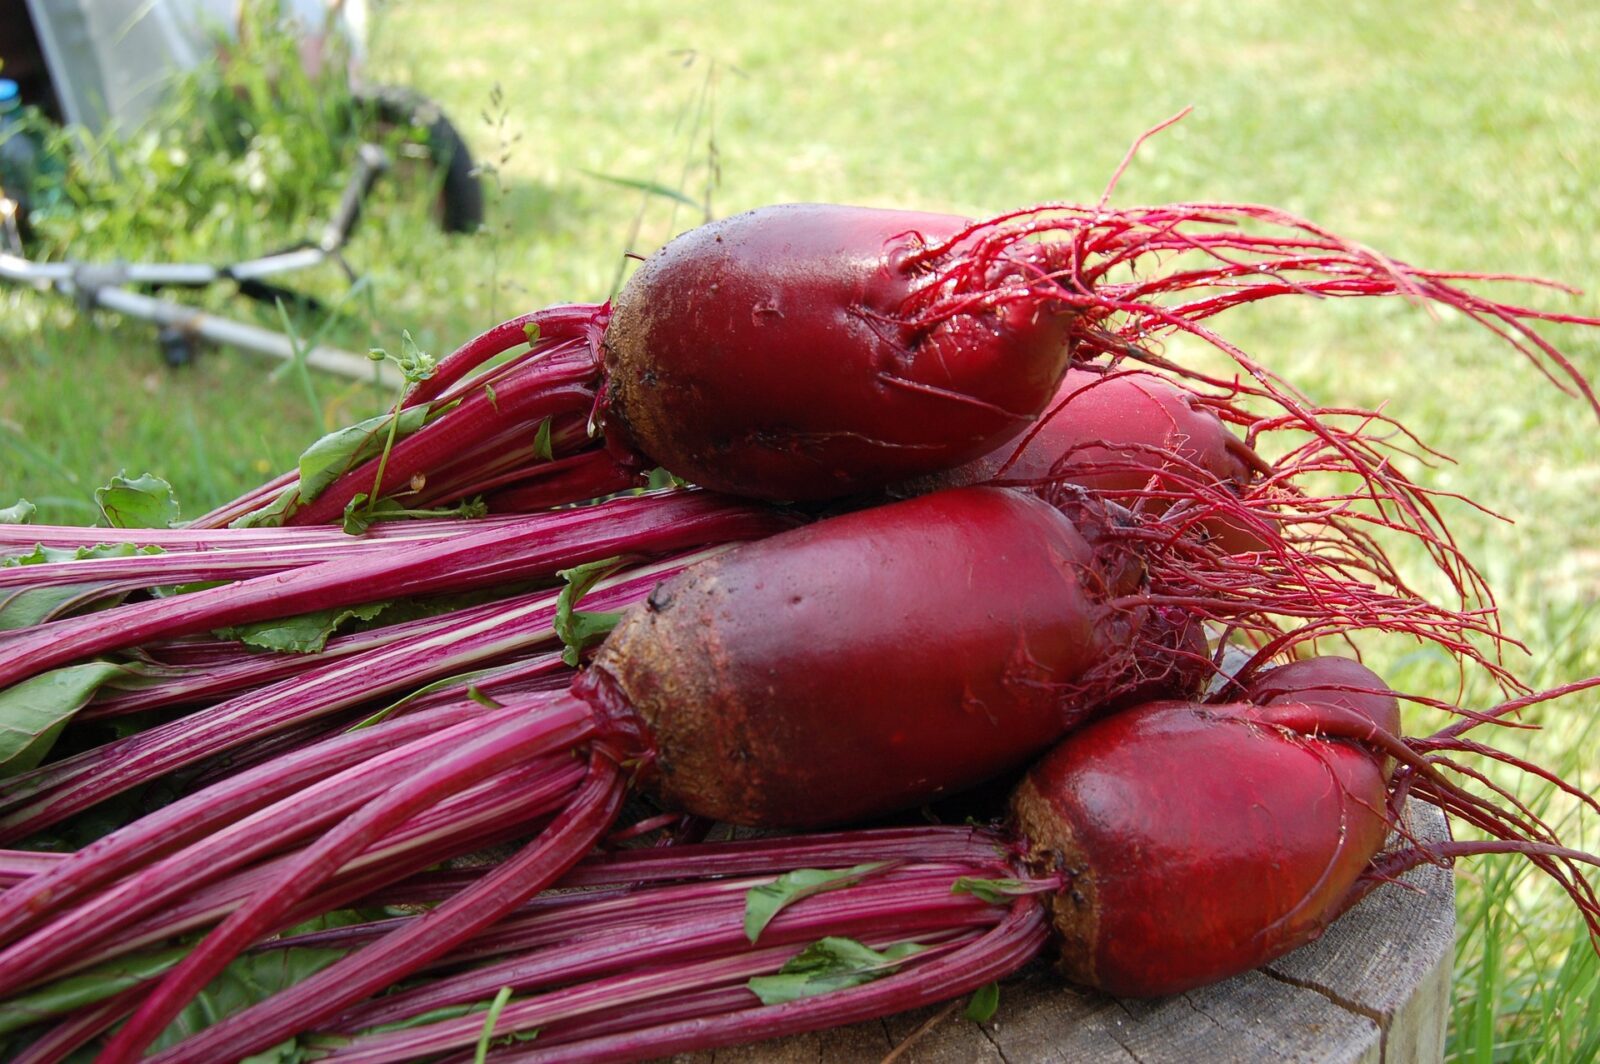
xmin=1 ymin=0 xmax=1597 ymax=1057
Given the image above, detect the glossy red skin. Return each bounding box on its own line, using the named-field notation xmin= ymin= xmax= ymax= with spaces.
xmin=602 ymin=205 xmax=1077 ymax=501
xmin=934 ymin=370 xmax=1274 ymax=553
xmin=580 ymin=487 xmax=1141 ymax=828
xmin=1245 ymin=656 xmax=1401 ymax=735
xmin=1014 ymin=658 xmax=1394 ymax=997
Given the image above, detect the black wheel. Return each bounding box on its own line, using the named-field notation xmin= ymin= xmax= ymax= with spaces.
xmin=158 ymin=327 xmax=198 ymax=368
xmin=360 ymin=86 xmax=484 ymax=235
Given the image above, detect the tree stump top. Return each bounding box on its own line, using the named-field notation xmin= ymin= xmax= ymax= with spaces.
xmin=680 ymin=803 xmax=1454 ymax=1064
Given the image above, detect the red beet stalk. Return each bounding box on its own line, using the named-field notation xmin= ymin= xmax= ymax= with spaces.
xmin=0 ymin=490 xmax=791 ymax=693
xmin=0 ymin=557 xmax=690 ymax=841
xmin=214 ymin=658 xmax=1598 ymax=1064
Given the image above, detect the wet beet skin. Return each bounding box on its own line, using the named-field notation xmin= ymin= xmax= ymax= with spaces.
xmin=1012 ymin=664 xmax=1394 ymax=997
xmin=583 ymin=487 xmax=1136 ymax=827
xmin=1246 ymin=656 xmax=1402 ymax=735
xmin=927 ymin=369 xmax=1273 ymax=554
xmin=602 ymin=204 xmax=1077 ymax=500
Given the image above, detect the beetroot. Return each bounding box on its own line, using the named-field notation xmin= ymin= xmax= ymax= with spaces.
xmin=169 ymin=658 xmax=1594 ymax=1063
xmin=192 ymin=191 xmax=1600 ymax=527
xmin=599 ymin=204 xmax=1078 ymax=500
xmin=580 ymin=486 xmax=1130 ymax=826
xmin=1017 ymin=658 xmax=1595 ymax=998
xmin=1013 ymin=683 xmax=1395 ymax=996
xmin=941 ymin=369 xmax=1260 ymax=498
xmin=905 ymin=367 xmax=1275 ymax=552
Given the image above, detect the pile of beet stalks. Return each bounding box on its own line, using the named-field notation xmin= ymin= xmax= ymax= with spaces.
xmin=1 ymin=173 xmax=1599 ymax=1063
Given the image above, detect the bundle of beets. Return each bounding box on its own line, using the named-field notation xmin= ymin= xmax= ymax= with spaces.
xmin=1 ymin=165 xmax=1598 ymax=1063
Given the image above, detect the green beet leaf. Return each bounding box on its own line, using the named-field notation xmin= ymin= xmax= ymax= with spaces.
xmin=951 ymin=877 xmax=1038 ymax=905
xmin=216 ymin=600 xmax=392 ymax=655
xmin=0 ymin=585 xmax=116 ymax=631
xmin=644 ymin=467 xmax=690 ymax=491
xmin=0 ymin=661 xmax=152 ymax=775
xmin=95 ymin=473 xmax=181 ymax=529
xmin=532 ymin=417 xmax=554 ymax=462
xmin=0 ymin=500 xmax=36 ymax=524
xmin=747 ymin=937 xmax=927 ymax=1006
xmin=235 ymin=393 xmax=461 ymax=529
xmin=0 ymin=543 xmax=166 ymax=631
xmin=230 ymin=485 xmax=301 ymax=529
xmin=0 ymin=947 xmax=189 ymax=1036
xmin=2 ymin=542 xmax=164 ymax=569
xmin=554 ymin=557 xmax=625 ymax=666
xmin=743 ymin=863 xmax=891 ymax=943
xmin=965 ymin=981 xmax=1000 ymax=1023
xmin=147 ymin=910 xmax=366 ymax=1056
xmin=298 ymin=405 xmax=432 ymax=506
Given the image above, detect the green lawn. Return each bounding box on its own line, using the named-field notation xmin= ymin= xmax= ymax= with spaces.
xmin=2 ymin=1 xmax=1598 ymax=1057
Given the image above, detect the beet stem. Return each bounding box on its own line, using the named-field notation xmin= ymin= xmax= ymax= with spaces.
xmin=0 ymin=699 xmax=489 ymax=949
xmin=145 ymin=753 xmax=626 ymax=1064
xmin=0 ymin=553 xmax=705 ymax=840
xmin=97 ymin=696 xmax=598 ymax=1063
xmin=488 ymin=900 xmax=1048 ymax=1064
xmin=0 ymin=492 xmax=773 ymax=693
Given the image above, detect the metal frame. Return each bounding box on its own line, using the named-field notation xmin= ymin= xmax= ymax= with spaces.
xmin=1 ymin=142 xmax=400 ymax=386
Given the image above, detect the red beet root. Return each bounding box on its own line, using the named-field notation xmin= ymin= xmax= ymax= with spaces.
xmin=953 ymin=370 xmax=1257 ymax=494
xmin=1015 ymin=657 xmax=1600 ymax=999
xmin=909 ymin=367 xmax=1276 ymax=552
xmin=203 ymin=170 xmax=1600 ymax=528
xmin=1013 ymin=671 xmax=1396 ymax=996
xmin=601 ymin=204 xmax=1078 ymax=500
xmin=581 ymin=485 xmax=1139 ymax=826
xmin=1246 ymin=654 xmax=1401 ymax=734
xmin=597 ymin=193 xmax=1597 ymax=510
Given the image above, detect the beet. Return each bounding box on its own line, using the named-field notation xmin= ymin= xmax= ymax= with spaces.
xmin=1012 ymin=684 xmax=1394 ymax=996
xmin=904 ymin=367 xmax=1275 ymax=552
xmin=189 ymin=192 xmax=1598 ymax=545
xmin=581 ymin=486 xmax=1134 ymax=826
xmin=1246 ymin=654 xmax=1402 ymax=734
xmin=600 ymin=204 xmax=1078 ymax=500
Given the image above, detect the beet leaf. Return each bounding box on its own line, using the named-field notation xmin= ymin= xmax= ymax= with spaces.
xmin=747 ymin=938 xmax=928 ymax=1005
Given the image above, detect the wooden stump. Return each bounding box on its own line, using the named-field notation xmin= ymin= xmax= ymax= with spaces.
xmin=676 ymin=803 xmax=1453 ymax=1064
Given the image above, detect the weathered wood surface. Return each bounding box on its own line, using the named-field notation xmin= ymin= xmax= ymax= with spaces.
xmin=672 ymin=803 xmax=1453 ymax=1064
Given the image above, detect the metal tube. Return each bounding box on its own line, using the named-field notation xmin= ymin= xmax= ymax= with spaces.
xmin=89 ymin=286 xmax=399 ymax=386
xmin=3 ymin=253 xmax=397 ymax=385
